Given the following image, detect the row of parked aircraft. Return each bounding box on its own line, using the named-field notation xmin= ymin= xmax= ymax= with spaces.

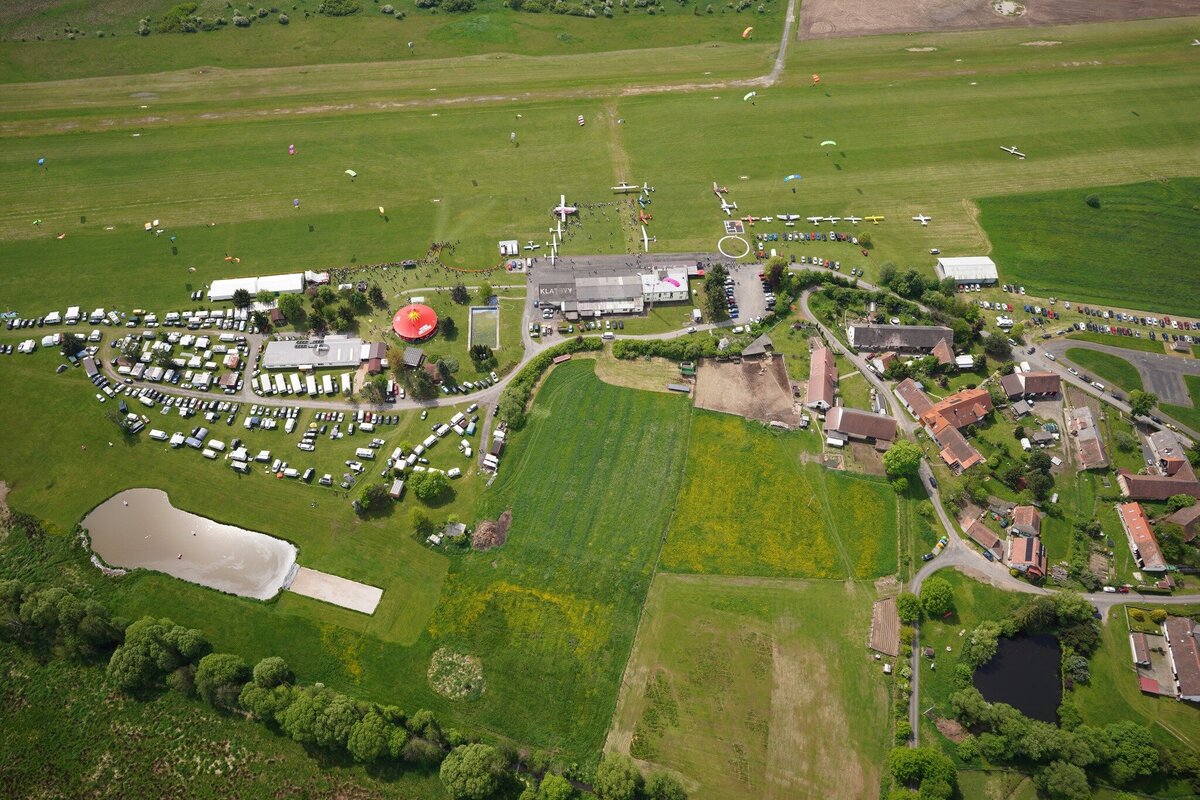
xmin=739 ymin=214 xmax=885 ymax=226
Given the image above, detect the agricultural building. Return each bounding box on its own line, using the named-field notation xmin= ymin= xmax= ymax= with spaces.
xmin=1164 ymin=617 xmax=1200 ymax=702
xmin=1010 ymin=506 xmax=1042 ymax=537
xmin=823 ymin=407 xmax=896 ymax=450
xmin=847 ymin=324 xmax=953 ymax=353
xmin=1066 ymin=406 xmax=1108 ymax=471
xmin=1117 ymin=502 xmax=1167 ymax=573
xmin=806 ymin=347 xmax=837 ymax=411
xmin=1164 ymin=505 xmax=1200 ymax=543
xmin=934 ymin=256 xmax=998 ymax=285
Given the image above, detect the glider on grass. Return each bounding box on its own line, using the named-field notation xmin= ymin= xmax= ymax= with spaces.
xmin=784 ymin=174 xmax=803 ymax=182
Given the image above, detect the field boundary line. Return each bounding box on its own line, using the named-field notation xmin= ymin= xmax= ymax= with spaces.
xmin=602 ymin=399 xmax=695 ymax=755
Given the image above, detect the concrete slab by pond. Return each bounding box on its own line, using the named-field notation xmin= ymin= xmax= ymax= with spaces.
xmin=82 ymin=488 xmax=297 ymax=601
xmin=287 ymin=566 xmax=383 ymax=614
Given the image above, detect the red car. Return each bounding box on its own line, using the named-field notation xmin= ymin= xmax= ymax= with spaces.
xmin=1117 ymin=586 xmax=1130 ymax=594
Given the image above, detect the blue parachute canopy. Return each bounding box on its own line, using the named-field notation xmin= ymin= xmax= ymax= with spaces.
xmin=784 ymin=174 xmax=802 ymax=182
xmin=36 ymin=157 xmax=45 ymax=166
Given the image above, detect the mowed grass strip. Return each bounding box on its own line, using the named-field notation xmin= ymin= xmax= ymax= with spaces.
xmin=660 ymin=411 xmax=898 ymax=579
xmin=1063 ymin=348 xmax=1144 ymax=392
xmin=1065 ymin=331 xmax=1166 ymax=354
xmin=608 ymin=574 xmax=890 ymax=800
xmin=425 ymin=359 xmax=692 ymax=756
xmin=978 ymin=179 xmax=1200 ymax=316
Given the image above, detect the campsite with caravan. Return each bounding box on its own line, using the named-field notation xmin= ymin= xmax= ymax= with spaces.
xmin=3 ymin=2 xmax=1200 ymax=799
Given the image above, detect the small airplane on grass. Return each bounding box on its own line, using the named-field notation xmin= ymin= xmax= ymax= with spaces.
xmin=865 ymin=215 xmax=885 ymax=224
xmin=777 ymin=213 xmax=801 ymax=221
xmin=742 ymin=215 xmax=763 ymax=225
xmin=639 ymin=210 xmax=653 ymax=224
xmin=523 ymin=241 xmax=541 ymax=251
xmin=912 ymin=214 xmax=931 ymax=226
xmin=553 ymin=195 xmax=578 ymax=222
xmin=824 ymin=216 xmax=841 ymax=224
xmin=611 ymin=181 xmax=639 ymax=193
xmin=1000 ymin=145 xmax=1027 ymax=159
xmin=806 ymin=215 xmax=823 ymax=224
xmin=641 ymin=226 xmax=656 ymax=253
xmin=712 ymin=181 xmax=729 ymax=196
xmin=720 ymin=198 xmax=738 ymax=216
xmin=844 ymin=215 xmax=863 ymax=224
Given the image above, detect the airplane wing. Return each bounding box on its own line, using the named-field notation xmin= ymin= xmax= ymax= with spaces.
xmin=807 ymin=216 xmax=823 ymax=224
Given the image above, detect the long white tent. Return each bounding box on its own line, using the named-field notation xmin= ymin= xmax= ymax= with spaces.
xmin=209 ymin=273 xmax=306 ymax=302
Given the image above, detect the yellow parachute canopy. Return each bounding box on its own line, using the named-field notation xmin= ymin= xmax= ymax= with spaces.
xmin=742 ymin=26 xmax=754 ymax=39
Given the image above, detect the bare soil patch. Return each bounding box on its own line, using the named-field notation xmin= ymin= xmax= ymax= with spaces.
xmin=472 ymin=509 xmax=512 ymax=551
xmin=428 ymin=647 xmax=485 ymax=701
xmin=1022 ymin=40 xmax=1063 ymax=45
xmin=934 ymin=717 xmax=969 ymax=743
xmin=869 ymin=597 xmax=900 ymax=657
xmin=799 ymin=0 xmax=1200 ymax=40
xmin=849 ymin=442 xmax=887 ymax=476
xmin=694 ymin=356 xmax=800 ymax=425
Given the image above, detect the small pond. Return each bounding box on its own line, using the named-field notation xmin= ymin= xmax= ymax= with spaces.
xmin=82 ymin=488 xmax=297 ymax=601
xmin=972 ymin=633 xmax=1063 ymax=723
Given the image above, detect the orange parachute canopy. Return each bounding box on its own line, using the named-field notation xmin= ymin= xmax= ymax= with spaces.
xmin=812 ymin=73 xmax=821 ymax=83
xmin=742 ymin=26 xmax=753 ymax=39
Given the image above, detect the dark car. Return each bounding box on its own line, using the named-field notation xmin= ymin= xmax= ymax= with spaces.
xmin=922 ymin=553 xmax=935 ymax=562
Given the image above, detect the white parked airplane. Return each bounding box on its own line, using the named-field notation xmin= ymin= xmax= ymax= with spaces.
xmin=720 ymin=198 xmax=738 ymax=216
xmin=824 ymin=216 xmax=841 ymax=224
xmin=611 ymin=182 xmax=638 ymax=193
xmin=641 ymin=225 xmax=656 ymax=253
xmin=777 ymin=214 xmax=801 ymax=221
xmin=523 ymin=241 xmax=540 ymax=251
xmin=553 ymin=195 xmax=578 ymax=222
xmin=806 ymin=216 xmax=823 ymax=224
xmin=912 ymin=214 xmax=931 ymax=226
xmin=1000 ymin=145 xmax=1027 ymax=159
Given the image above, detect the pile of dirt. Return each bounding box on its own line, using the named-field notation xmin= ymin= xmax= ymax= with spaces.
xmin=472 ymin=509 xmax=512 ymax=551
xmin=934 ymin=717 xmax=968 ymax=743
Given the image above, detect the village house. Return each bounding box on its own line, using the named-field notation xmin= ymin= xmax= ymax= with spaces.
xmin=1118 ymin=502 xmax=1167 ymax=573
xmin=1006 ymin=534 xmax=1048 ymax=579
xmin=805 ymin=347 xmax=837 ymax=411
xmin=1010 ymin=505 xmax=1042 ymax=537
xmin=823 ymin=406 xmax=897 ymax=451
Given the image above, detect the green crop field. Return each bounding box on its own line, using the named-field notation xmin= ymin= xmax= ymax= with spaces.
xmin=607 ymin=573 xmax=890 ymax=800
xmin=1063 ymin=348 xmax=1144 ymax=392
xmin=660 ymin=411 xmax=898 ymax=579
xmin=979 ymin=179 xmax=1200 ymax=316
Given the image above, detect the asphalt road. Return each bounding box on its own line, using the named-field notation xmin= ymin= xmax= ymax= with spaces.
xmin=1044 ymin=337 xmax=1200 ymax=408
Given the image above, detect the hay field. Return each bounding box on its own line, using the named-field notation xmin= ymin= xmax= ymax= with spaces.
xmin=660 ymin=411 xmax=898 ymax=579
xmin=607 ymin=574 xmax=890 ymax=800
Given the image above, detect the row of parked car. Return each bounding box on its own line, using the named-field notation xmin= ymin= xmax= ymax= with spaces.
xmin=1078 ymin=306 xmax=1197 ymax=330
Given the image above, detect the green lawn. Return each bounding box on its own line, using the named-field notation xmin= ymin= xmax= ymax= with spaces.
xmin=1063 ymin=348 xmax=1144 ymax=392
xmin=660 ymin=411 xmax=899 ymax=580
xmin=607 ymin=573 xmax=890 ymax=800
xmin=835 ymin=354 xmax=874 ymax=411
xmin=979 ymin=179 xmax=1200 ymax=316
xmin=0 ymin=646 xmax=445 ymax=800
xmin=1065 ymin=331 xmax=1165 ymax=354
xmin=1161 ymin=375 xmax=1200 ymax=435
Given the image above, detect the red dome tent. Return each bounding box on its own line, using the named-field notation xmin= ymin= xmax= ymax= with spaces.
xmin=392 ymin=304 xmax=439 ymax=342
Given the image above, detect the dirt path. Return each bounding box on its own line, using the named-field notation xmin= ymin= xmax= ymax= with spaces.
xmin=603 ymin=99 xmax=641 ymax=253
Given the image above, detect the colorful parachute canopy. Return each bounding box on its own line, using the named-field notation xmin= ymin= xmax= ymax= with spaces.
xmin=812 ymin=73 xmax=821 ymax=83
xmin=36 ymin=157 xmax=45 ymax=166
xmin=820 ymin=140 xmax=837 ymax=147
xmin=742 ymin=26 xmax=754 ymax=39
xmin=784 ymin=174 xmax=803 ymax=182
xmin=743 ymin=91 xmax=757 ymax=102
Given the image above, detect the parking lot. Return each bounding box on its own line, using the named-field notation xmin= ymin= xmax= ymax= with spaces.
xmin=1045 ymin=339 xmax=1200 ymax=407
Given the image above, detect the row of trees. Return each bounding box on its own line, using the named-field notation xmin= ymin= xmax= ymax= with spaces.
xmin=452 ymin=283 xmax=494 ymax=306
xmin=0 ymin=578 xmax=123 ymax=661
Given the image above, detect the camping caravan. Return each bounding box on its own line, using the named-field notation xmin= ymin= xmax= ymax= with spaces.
xmin=305 ymin=375 xmax=318 ymax=397
xmin=355 ymin=447 xmax=376 ymax=460
xmin=340 ymin=373 xmax=352 ymax=396
xmin=65 ymin=306 xmax=81 ymax=325
xmin=274 ymin=374 xmax=287 ymax=395
xmin=289 ymin=374 xmax=303 ymax=395
xmin=230 ymin=461 xmax=250 ymax=473
xmin=322 ymin=374 xmax=334 ymax=396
